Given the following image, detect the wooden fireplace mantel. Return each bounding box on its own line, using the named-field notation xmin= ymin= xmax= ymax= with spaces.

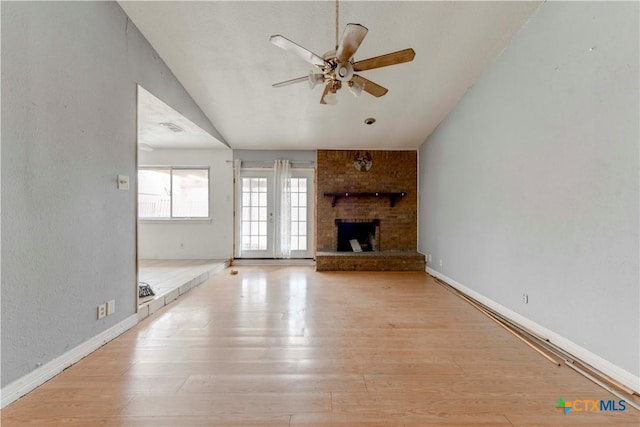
xmin=323 ymin=192 xmax=407 ymax=207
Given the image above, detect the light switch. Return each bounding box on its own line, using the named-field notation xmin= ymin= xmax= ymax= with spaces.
xmin=117 ymin=175 xmax=130 ymax=190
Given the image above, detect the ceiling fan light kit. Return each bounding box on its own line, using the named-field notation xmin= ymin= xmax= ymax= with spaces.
xmin=348 ymin=80 xmax=364 ymax=97
xmin=270 ymin=19 xmax=415 ymax=105
xmin=308 ymin=72 xmax=324 ymax=89
xmin=323 ymin=91 xmax=338 ymax=105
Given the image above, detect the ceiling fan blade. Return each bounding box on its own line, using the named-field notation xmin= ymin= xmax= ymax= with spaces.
xmin=353 ymin=48 xmax=415 ymax=72
xmin=269 ymin=35 xmax=328 ymax=68
xmin=272 ymin=76 xmax=309 ymax=88
xmin=336 ymin=23 xmax=368 ymax=63
xmin=351 ymin=75 xmax=388 ymax=97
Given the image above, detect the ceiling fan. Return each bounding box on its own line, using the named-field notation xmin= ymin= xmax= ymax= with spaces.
xmin=270 ymin=22 xmax=415 ymax=105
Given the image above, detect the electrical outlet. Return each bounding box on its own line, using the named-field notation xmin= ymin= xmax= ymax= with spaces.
xmin=428 ymin=254 xmax=432 ymax=263
xmin=522 ymin=294 xmax=529 ymax=304
xmin=439 ymin=259 xmax=443 ymax=267
xmin=107 ymin=299 xmax=115 ymax=315
xmin=97 ymin=304 xmax=107 ymax=319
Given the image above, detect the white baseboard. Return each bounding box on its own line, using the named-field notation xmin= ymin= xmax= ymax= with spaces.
xmin=426 ymin=267 xmax=640 ymax=393
xmin=1 ymin=314 xmax=139 ymax=409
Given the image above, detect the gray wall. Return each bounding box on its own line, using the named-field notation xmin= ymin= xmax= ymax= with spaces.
xmin=418 ymin=2 xmax=639 ymax=376
xmin=1 ymin=1 xmax=224 ymax=386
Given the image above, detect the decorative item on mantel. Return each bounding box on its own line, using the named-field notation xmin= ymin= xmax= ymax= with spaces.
xmin=354 ymin=151 xmax=373 ymax=171
xmin=324 ymin=192 xmax=406 ymax=207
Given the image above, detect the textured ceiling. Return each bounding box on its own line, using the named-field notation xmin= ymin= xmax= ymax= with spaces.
xmin=120 ymin=1 xmax=541 ymax=150
xmin=138 ymin=85 xmax=228 ymax=150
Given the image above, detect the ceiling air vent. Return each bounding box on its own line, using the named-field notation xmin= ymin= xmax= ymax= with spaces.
xmin=159 ymin=122 xmax=184 ymax=133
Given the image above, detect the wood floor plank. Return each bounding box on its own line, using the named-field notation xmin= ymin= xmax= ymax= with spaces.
xmin=36 ymin=375 xmax=189 ymax=395
xmin=110 ymin=415 xmax=291 ymax=427
xmin=120 ymin=393 xmax=331 ymax=417
xmin=1 ymin=394 xmax=131 ymax=423
xmin=2 ymin=267 xmax=637 ymax=426
xmin=180 ymin=373 xmax=367 ymax=394
xmin=290 ymin=413 xmax=513 ymax=426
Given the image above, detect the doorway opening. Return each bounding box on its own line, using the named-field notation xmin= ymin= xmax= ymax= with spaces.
xmin=136 ymin=85 xmax=231 ymax=314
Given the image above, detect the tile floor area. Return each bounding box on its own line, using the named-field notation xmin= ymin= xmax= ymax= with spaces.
xmin=138 ymin=259 xmax=228 ymax=317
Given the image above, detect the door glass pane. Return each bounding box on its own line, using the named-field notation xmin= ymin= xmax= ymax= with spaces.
xmin=242 ymin=177 xmax=268 ymax=251
xmin=289 ymin=178 xmax=307 ymax=251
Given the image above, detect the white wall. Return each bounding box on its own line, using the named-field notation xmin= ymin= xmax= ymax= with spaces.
xmin=138 ymin=149 xmax=233 ymax=259
xmin=1 ymin=1 xmax=224 ymax=388
xmin=418 ymin=1 xmax=639 ymax=385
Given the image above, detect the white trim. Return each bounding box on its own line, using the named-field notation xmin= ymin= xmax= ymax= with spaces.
xmin=426 ymin=267 xmax=640 ymax=393
xmin=138 ymin=218 xmax=212 ymax=224
xmin=1 ymin=314 xmax=139 ymax=409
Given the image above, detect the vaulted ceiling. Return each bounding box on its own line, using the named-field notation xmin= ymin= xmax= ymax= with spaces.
xmin=120 ymin=1 xmax=541 ymax=150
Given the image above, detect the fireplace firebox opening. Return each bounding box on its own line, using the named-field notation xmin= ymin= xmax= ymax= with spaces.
xmin=336 ymin=219 xmax=380 ymax=252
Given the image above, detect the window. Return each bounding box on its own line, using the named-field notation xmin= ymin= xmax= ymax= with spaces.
xmin=138 ymin=167 xmax=209 ymax=219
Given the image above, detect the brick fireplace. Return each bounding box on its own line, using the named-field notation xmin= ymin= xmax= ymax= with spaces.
xmin=315 ymin=150 xmax=425 ymax=271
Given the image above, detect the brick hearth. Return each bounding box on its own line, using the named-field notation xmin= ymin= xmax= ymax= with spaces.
xmin=316 ymin=251 xmax=425 ymax=271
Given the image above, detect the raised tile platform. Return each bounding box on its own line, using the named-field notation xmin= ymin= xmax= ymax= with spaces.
xmin=316 ymin=251 xmax=425 ymax=271
xmin=137 ymin=259 xmax=229 ymax=320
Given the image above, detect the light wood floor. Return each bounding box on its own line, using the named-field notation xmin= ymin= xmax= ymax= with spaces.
xmin=2 ymin=267 xmax=638 ymax=426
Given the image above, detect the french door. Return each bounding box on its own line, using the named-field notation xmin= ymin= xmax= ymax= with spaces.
xmin=238 ymin=171 xmax=274 ymax=258
xmin=237 ymin=169 xmax=314 ymax=259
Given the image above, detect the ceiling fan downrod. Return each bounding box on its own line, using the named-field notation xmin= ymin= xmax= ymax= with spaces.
xmin=335 ymin=0 xmax=339 ymax=51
